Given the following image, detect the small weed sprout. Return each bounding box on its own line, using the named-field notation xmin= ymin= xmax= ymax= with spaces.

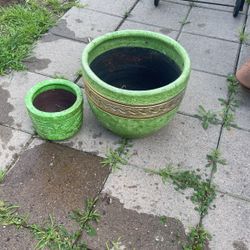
xmin=184 ymin=226 xmax=211 ymax=250
xmin=206 ymin=149 xmax=227 ymax=173
xmin=52 ymin=74 xmax=68 ymax=80
xmin=0 ymin=170 xmax=6 ymax=183
xmin=70 ymin=198 xmax=100 ymax=237
xmin=102 ymin=139 xmax=132 ymax=171
xmin=106 ymin=237 xmax=124 ymax=250
xmin=238 ymin=27 xmax=249 ymax=43
xmin=0 ymin=198 xmax=99 ymax=249
xmin=195 ymin=105 xmax=220 ymax=129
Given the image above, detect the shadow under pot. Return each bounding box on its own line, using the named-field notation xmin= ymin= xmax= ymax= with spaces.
xmin=82 ymin=30 xmax=191 ymax=138
xmin=25 ymin=79 xmax=83 ymax=140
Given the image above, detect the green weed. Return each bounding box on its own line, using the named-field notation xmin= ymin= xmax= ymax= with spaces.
xmin=0 ymin=200 xmax=29 ymax=230
xmin=206 ymin=149 xmax=227 ymax=173
xmin=102 ymin=139 xmax=132 ymax=171
xmin=0 ymin=198 xmax=99 ymax=249
xmin=159 ymin=215 xmax=167 ymax=225
xmin=0 ymin=170 xmax=6 ymax=183
xmin=195 ymin=105 xmax=220 ymax=129
xmin=148 ymin=165 xmax=216 ymax=216
xmin=106 ymin=237 xmax=124 ymax=250
xmin=218 ymin=75 xmax=239 ymax=129
xmin=70 ymin=198 xmax=100 ymax=237
xmin=184 ymin=226 xmax=211 ymax=250
xmin=238 ymin=27 xmax=249 ymax=43
xmin=52 ymin=74 xmax=68 ymax=80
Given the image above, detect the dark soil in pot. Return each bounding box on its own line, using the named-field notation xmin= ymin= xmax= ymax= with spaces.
xmin=90 ymin=47 xmax=181 ymax=91
xmin=33 ymin=89 xmax=76 ymax=112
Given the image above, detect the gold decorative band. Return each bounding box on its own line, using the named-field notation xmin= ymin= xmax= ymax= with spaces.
xmin=84 ymin=81 xmax=185 ymax=119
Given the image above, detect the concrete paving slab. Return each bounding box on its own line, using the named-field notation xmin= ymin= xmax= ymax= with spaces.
xmin=0 ymin=125 xmax=31 ymax=171
xmin=24 ymin=33 xmax=85 ymax=81
xmin=128 ymin=114 xmax=220 ymax=171
xmin=203 ymin=193 xmax=250 ymax=250
xmin=84 ymin=193 xmax=189 ymax=250
xmin=213 ymin=128 xmax=250 ymax=199
xmin=191 ymin=0 xmax=247 ymax=13
xmin=100 ymin=165 xmax=199 ymax=231
xmin=183 ymin=7 xmax=244 ymax=42
xmin=79 ymin=0 xmax=137 ymax=17
xmin=244 ymin=17 xmax=250 ymax=45
xmin=0 ymin=71 xmax=48 ymax=133
xmin=51 ymin=7 xmax=122 ymax=43
xmin=58 ymin=90 xmax=120 ymax=158
xmin=119 ymin=19 xmax=179 ymax=39
xmin=0 ymin=142 xmax=110 ymax=227
xmin=238 ymin=44 xmax=250 ymax=69
xmin=235 ymin=87 xmax=250 ymax=131
xmin=0 ymin=226 xmax=35 ymax=250
xmin=128 ymin=0 xmax=190 ymax=31
xmin=178 ymin=32 xmax=239 ymax=76
xmin=179 ymin=70 xmax=228 ymax=115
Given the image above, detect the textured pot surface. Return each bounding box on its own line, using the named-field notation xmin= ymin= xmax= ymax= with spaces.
xmin=25 ymin=79 xmax=83 ymax=140
xmin=82 ymin=30 xmax=191 ymax=138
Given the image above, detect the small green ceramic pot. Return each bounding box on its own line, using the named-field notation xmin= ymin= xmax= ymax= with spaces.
xmin=82 ymin=30 xmax=191 ymax=138
xmin=25 ymin=79 xmax=83 ymax=140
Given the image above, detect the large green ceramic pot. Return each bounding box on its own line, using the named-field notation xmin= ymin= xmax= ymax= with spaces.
xmin=25 ymin=79 xmax=83 ymax=140
xmin=82 ymin=30 xmax=191 ymax=138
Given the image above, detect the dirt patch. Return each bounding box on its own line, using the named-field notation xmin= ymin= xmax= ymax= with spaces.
xmin=0 ymin=0 xmax=23 ymax=6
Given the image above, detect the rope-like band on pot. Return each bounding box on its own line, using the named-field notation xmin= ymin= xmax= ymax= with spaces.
xmin=84 ymin=80 xmax=185 ymax=119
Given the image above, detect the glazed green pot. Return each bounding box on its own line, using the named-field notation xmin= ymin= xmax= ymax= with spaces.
xmin=25 ymin=79 xmax=83 ymax=140
xmin=82 ymin=30 xmax=191 ymax=138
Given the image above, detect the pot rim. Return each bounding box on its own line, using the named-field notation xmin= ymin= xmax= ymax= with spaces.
xmin=82 ymin=30 xmax=191 ymax=96
xmin=25 ymin=79 xmax=83 ymax=118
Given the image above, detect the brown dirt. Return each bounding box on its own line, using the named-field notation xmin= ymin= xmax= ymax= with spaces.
xmin=0 ymin=0 xmax=23 ymax=6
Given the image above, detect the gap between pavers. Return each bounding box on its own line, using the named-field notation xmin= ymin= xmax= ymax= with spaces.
xmin=119 ymin=19 xmax=179 ymax=39
xmin=24 ymin=33 xmax=85 ymax=81
xmin=79 ymin=0 xmax=138 ymax=17
xmin=178 ymin=32 xmax=239 ymax=76
xmin=182 ymin=6 xmax=244 ymax=42
xmin=128 ymin=114 xmax=220 ymax=173
xmin=235 ymin=86 xmax=250 ymax=131
xmin=213 ymin=127 xmax=250 ymax=200
xmin=127 ymin=0 xmax=190 ymax=31
xmin=203 ymin=192 xmax=250 ymax=250
xmin=50 ymin=7 xmax=123 ymax=43
xmin=0 ymin=71 xmax=49 ymax=133
xmin=0 ymin=125 xmax=31 ymax=171
xmin=58 ymin=90 xmax=120 ymax=158
xmin=0 ymin=141 xmax=110 ymax=248
xmin=179 ymin=70 xmax=228 ymax=116
xmin=84 ymin=193 xmax=189 ymax=250
xmin=99 ymin=164 xmax=199 ymax=231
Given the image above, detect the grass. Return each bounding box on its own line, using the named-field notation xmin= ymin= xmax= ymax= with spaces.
xmin=0 ymin=198 xmax=99 ymax=249
xmin=102 ymin=139 xmax=132 ymax=172
xmin=0 ymin=0 xmax=83 ymax=75
xmin=238 ymin=27 xmax=249 ymax=43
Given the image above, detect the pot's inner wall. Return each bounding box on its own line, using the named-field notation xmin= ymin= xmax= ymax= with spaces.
xmin=33 ymin=89 xmax=76 ymax=112
xmin=90 ymin=47 xmax=181 ymax=90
